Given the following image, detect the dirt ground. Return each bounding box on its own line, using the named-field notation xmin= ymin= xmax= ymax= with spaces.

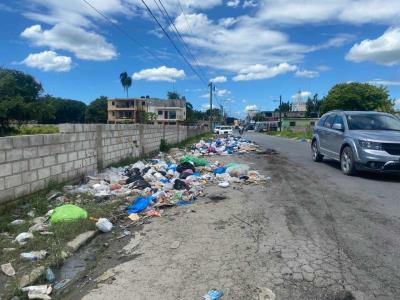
xmin=60 ymin=151 xmax=398 ymax=300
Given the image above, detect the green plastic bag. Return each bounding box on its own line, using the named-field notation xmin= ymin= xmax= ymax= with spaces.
xmin=50 ymin=204 xmax=88 ymax=224
xmin=180 ymin=155 xmax=208 ymax=166
xmin=225 ymin=163 xmax=238 ymax=168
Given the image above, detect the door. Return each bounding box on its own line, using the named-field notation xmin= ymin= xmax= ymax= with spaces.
xmin=319 ymin=114 xmax=336 ymax=152
xmin=327 ymin=115 xmax=345 ymax=159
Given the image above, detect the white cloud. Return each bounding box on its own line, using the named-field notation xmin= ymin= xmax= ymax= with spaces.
xmin=292 ymin=91 xmax=312 ymax=100
xmin=368 ymin=79 xmax=400 ymax=86
xmin=295 ymin=69 xmax=319 ymax=78
xmin=21 ymin=51 xmax=73 ymax=72
xmin=257 ymin=0 xmax=400 ymax=25
xmin=132 ymin=66 xmax=185 ymax=82
xmin=316 ymin=65 xmax=331 ymax=72
xmin=210 ymin=76 xmax=227 ymax=83
xmin=233 ymin=63 xmax=297 ymax=81
xmin=227 ymin=0 xmax=240 ymax=8
xmin=21 ymin=24 xmax=117 ymax=61
xmin=243 ymin=0 xmax=258 ymax=8
xmin=395 ymin=99 xmax=400 ymax=108
xmin=346 ymin=27 xmax=400 ymax=66
xmin=215 ymin=88 xmax=230 ymax=96
xmin=245 ymin=104 xmax=258 ymax=115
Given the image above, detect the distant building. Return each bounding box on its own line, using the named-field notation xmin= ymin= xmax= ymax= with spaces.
xmin=292 ymin=91 xmax=307 ymax=112
xmin=107 ymin=98 xmax=186 ymax=125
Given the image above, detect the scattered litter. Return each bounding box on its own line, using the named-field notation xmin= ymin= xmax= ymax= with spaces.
xmin=50 ymin=204 xmax=88 ymax=224
xmin=95 ymin=269 xmax=116 ymax=283
xmin=218 ymin=182 xmax=230 ymax=188
xmin=170 ymin=241 xmax=180 ymax=249
xmin=127 ymin=196 xmax=153 ymax=214
xmin=14 ymin=232 xmax=34 ymax=245
xmin=128 ymin=213 xmax=140 ymax=221
xmin=1 ymin=262 xmax=16 ymax=277
xmin=203 ymin=289 xmax=224 ymax=300
xmin=53 ymin=279 xmax=70 ymax=290
xmin=21 ymin=285 xmax=52 ymax=300
xmin=10 ymin=219 xmax=25 ymax=225
xmin=258 ymin=287 xmax=276 ymax=300
xmin=20 ymin=250 xmax=48 ymax=261
xmin=96 ymin=218 xmax=113 ymax=233
xmin=45 ymin=268 xmax=56 ymax=283
xmin=46 ymin=190 xmax=62 ymax=201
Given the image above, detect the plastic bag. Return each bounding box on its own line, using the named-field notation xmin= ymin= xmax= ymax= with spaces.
xmin=213 ymin=167 xmax=226 ymax=175
xmin=176 ymin=161 xmax=195 ymax=173
xmin=127 ymin=196 xmax=153 ymax=214
xmin=203 ymin=289 xmax=224 ymax=300
xmin=96 ymin=218 xmax=113 ymax=233
xmin=226 ymin=164 xmax=250 ymax=177
xmin=180 ymin=155 xmax=208 ymax=166
xmin=14 ymin=232 xmax=34 ymax=245
xmin=50 ymin=204 xmax=88 ymax=224
xmin=173 ymin=179 xmax=188 ymax=190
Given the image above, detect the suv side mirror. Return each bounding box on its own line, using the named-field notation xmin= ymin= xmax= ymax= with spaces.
xmin=332 ymin=123 xmax=344 ymax=131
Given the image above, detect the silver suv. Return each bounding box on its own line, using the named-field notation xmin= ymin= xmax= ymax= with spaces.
xmin=311 ymin=111 xmax=400 ymax=175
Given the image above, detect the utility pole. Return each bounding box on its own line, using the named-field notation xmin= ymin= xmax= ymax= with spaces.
xmin=220 ymin=105 xmax=224 ymax=124
xmin=279 ymin=95 xmax=282 ymax=132
xmin=208 ymin=82 xmax=213 ymax=130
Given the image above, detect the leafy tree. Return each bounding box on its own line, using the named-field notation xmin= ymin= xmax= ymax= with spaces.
xmin=0 ymin=68 xmax=43 ymax=102
xmin=38 ymin=95 xmax=86 ymax=123
xmin=167 ymin=91 xmax=181 ymax=100
xmin=320 ymin=82 xmax=394 ymax=114
xmin=275 ymin=101 xmax=292 ymax=114
xmin=120 ymin=72 xmax=132 ymax=98
xmin=253 ymin=112 xmax=267 ymax=122
xmin=86 ymin=96 xmax=108 ymax=123
xmin=306 ymin=93 xmax=322 ymax=117
xmin=137 ymin=111 xmax=156 ymax=124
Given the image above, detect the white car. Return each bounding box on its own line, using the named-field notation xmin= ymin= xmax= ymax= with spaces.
xmin=215 ymin=126 xmax=233 ymax=135
xmin=213 ymin=126 xmax=221 ymax=134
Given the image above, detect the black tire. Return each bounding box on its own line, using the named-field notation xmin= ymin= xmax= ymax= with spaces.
xmin=340 ymin=146 xmax=357 ymax=176
xmin=311 ymin=140 xmax=323 ymax=162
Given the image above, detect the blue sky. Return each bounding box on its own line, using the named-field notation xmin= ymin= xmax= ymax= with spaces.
xmin=1 ymin=0 xmax=400 ymax=117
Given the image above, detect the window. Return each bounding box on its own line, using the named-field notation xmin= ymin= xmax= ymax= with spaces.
xmin=324 ymin=114 xmax=336 ymax=128
xmin=112 ymin=112 xmax=115 ymax=116
xmin=158 ymin=110 xmax=163 ymax=115
xmin=346 ymin=114 xmax=400 ymax=130
xmin=164 ymin=111 xmax=168 ymax=119
xmin=290 ymin=121 xmax=296 ymax=126
xmin=333 ymin=115 xmax=344 ymax=128
xmin=317 ymin=115 xmax=328 ymax=126
xmin=112 ymin=101 xmax=115 ymax=106
xmin=169 ymin=111 xmax=177 ymax=119
xmin=310 ymin=121 xmax=315 ymax=126
xmin=142 ymin=101 xmax=145 ymax=106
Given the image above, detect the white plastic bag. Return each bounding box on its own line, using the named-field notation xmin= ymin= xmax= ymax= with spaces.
xmin=96 ymin=218 xmax=113 ymax=233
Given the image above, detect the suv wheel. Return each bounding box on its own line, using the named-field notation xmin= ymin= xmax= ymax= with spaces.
xmin=311 ymin=140 xmax=323 ymax=162
xmin=340 ymin=146 xmax=356 ymax=175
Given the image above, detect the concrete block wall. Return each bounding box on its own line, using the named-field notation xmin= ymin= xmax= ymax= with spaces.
xmin=0 ymin=124 xmax=209 ymax=204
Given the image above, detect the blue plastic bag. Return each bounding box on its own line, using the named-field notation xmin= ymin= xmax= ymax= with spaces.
xmin=203 ymin=289 xmax=224 ymax=300
xmin=213 ymin=167 xmax=226 ymax=175
xmin=127 ymin=196 xmax=152 ymax=214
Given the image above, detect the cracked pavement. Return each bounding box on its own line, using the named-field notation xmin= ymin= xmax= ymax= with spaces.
xmin=68 ymin=135 xmax=400 ymax=300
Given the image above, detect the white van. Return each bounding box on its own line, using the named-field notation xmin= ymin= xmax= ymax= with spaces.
xmin=215 ymin=126 xmax=233 ymax=135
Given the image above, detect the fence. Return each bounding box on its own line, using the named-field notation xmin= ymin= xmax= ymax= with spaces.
xmin=0 ymin=124 xmax=209 ymax=204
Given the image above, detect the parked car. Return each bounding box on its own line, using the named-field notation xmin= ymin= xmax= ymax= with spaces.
xmin=245 ymin=124 xmax=255 ymax=132
xmin=213 ymin=126 xmax=221 ymax=134
xmin=215 ymin=126 xmax=233 ymax=135
xmin=311 ymin=111 xmax=400 ymax=175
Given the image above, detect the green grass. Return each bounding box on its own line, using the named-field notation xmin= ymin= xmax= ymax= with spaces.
xmin=159 ymin=132 xmax=213 ymax=153
xmin=267 ymin=130 xmax=312 ymax=140
xmin=1 ymin=125 xmax=60 ymax=137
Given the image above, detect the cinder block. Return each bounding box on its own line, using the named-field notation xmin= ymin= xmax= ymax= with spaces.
xmin=0 ymin=163 xmax=12 ymax=177
xmin=0 ymin=151 xmax=5 ymax=163
xmin=78 ymin=150 xmax=86 ymax=159
xmin=5 ymin=174 xmax=22 ymax=189
xmin=12 ymin=161 xmax=28 ymax=174
xmin=0 ymin=177 xmax=4 ymax=191
xmin=43 ymin=134 xmax=60 ymax=145
xmin=63 ymin=161 xmax=74 ymax=172
xmin=13 ymin=136 xmax=30 ymax=148
xmin=15 ymin=184 xmax=31 ymax=198
xmin=6 ymin=149 xmax=23 ymax=161
xmin=43 ymin=156 xmax=56 ymax=167
xmin=37 ymin=167 xmax=51 ymax=180
xmin=68 ymin=152 xmax=78 ymax=161
xmin=51 ymin=165 xmax=62 ymax=176
xmin=29 ymin=158 xmax=43 ymax=170
xmin=57 ymin=153 xmax=68 ymax=163
xmin=37 ymin=145 xmax=51 ymax=157
xmin=49 ymin=144 xmax=61 ymax=154
xmin=31 ymin=179 xmax=45 ymax=193
xmin=74 ymin=141 xmax=83 ymax=151
xmin=73 ymin=160 xmax=83 ymax=169
xmin=22 ymin=170 xmax=38 ymax=184
xmin=0 ymin=188 xmax=14 ymax=203
xmin=28 ymin=135 xmax=44 ymax=146
xmin=23 ymin=147 xmax=38 ymax=159
xmin=0 ymin=137 xmax=13 ymax=150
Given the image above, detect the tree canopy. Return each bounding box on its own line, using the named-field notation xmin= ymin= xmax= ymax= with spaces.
xmin=320 ymin=82 xmax=394 ymax=114
xmin=86 ymin=96 xmax=108 ymax=123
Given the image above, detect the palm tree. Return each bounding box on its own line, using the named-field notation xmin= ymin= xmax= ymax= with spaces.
xmin=119 ymin=72 xmax=132 ymax=98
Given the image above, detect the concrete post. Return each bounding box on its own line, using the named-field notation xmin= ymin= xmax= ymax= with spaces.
xmin=96 ymin=125 xmax=103 ymax=172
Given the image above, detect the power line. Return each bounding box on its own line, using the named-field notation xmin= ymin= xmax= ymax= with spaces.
xmin=80 ymin=0 xmax=168 ymax=65
xmin=155 ymin=0 xmax=208 ymax=83
xmin=176 ymin=0 xmax=196 ymax=38
xmin=141 ymin=0 xmax=208 ymax=86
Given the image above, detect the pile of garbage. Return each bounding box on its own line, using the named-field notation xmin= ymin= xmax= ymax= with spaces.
xmin=2 ymin=136 xmax=266 ymax=298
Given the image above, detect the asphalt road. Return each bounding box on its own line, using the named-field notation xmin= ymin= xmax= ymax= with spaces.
xmin=246 ymin=132 xmax=400 ymax=217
